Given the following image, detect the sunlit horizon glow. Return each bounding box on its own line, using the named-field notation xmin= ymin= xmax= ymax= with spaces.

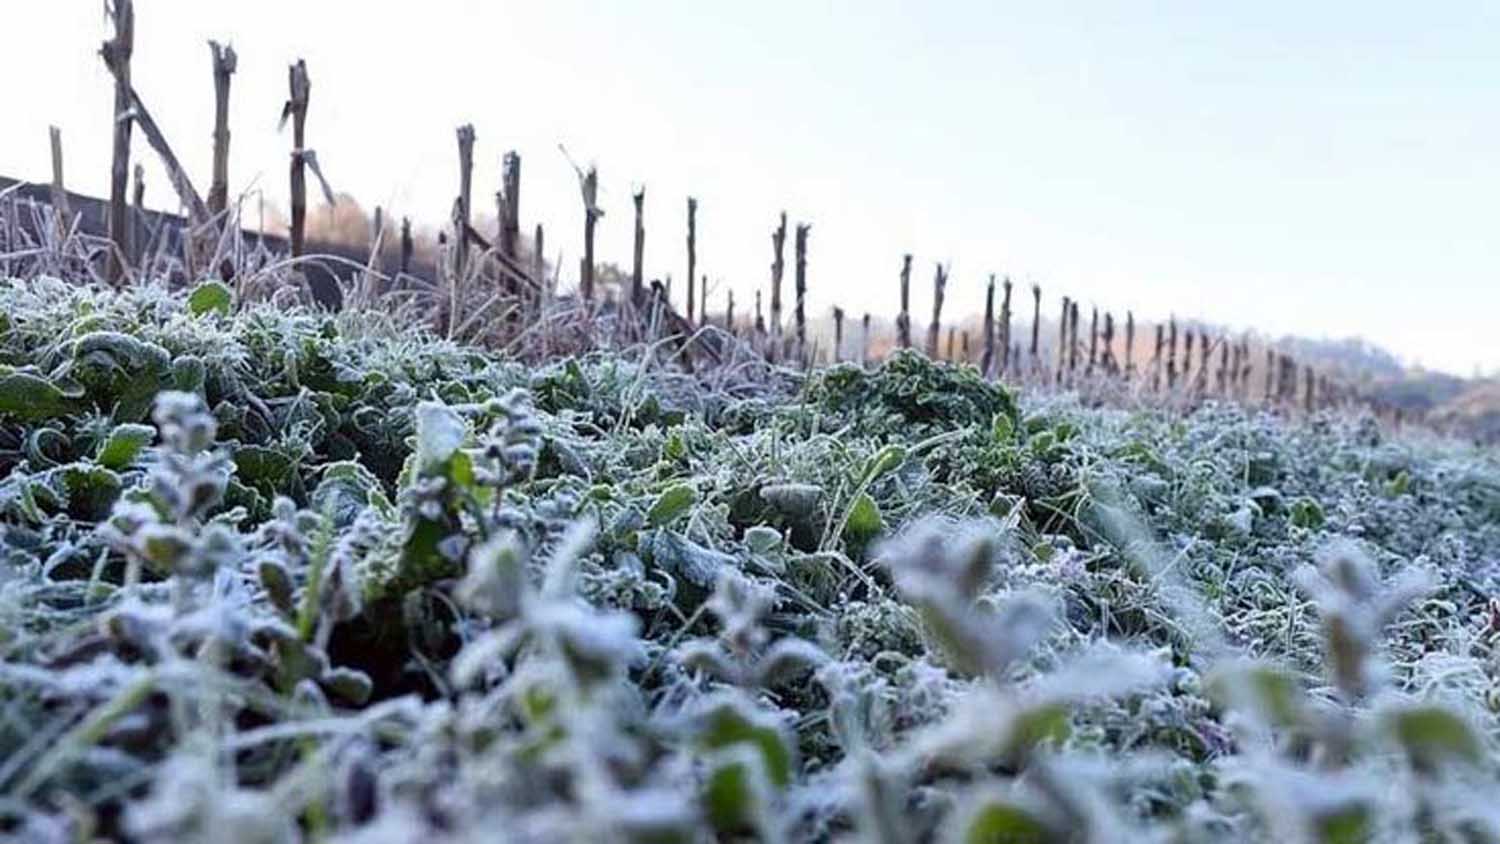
xmin=6 ymin=1 xmax=1497 ymax=377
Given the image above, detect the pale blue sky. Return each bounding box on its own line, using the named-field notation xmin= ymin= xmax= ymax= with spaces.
xmin=7 ymin=1 xmax=1497 ymax=375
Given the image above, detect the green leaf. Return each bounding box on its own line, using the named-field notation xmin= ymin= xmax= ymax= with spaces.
xmin=1207 ymin=663 xmax=1305 ymax=729
xmin=960 ymin=797 xmax=1056 ymax=844
xmin=648 ymin=483 xmax=697 ymax=527
xmin=844 ymin=492 xmax=883 ymax=541
xmin=0 ymin=370 xmax=84 ymax=422
xmin=1289 ymin=497 xmax=1325 ymax=530
xmin=96 ymin=423 xmax=155 ymax=470
xmin=697 ymin=699 xmax=794 ymax=788
xmin=1385 ymin=704 xmax=1481 ymax=772
xmin=991 ymin=412 xmax=1015 ymax=443
xmin=58 ymin=464 xmax=124 ymax=521
xmin=861 ymin=444 xmax=907 ymax=484
xmin=702 ymin=757 xmax=762 ymax=835
xmin=233 ymin=445 xmax=298 ymax=489
xmin=1313 ymin=804 xmax=1372 ymax=844
xmin=187 ymin=280 xmax=233 ymax=317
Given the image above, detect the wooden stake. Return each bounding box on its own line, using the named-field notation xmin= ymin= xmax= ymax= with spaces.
xmin=102 ymin=0 xmax=135 ymax=283
xmin=399 ymin=216 xmax=413 ymax=276
xmin=284 ymin=60 xmax=310 ymax=258
xmin=961 ymin=330 xmax=970 ymax=363
xmin=1198 ymin=333 xmax=1209 ymax=389
xmin=770 ymin=213 xmax=786 ymax=350
xmin=48 ymin=126 xmax=71 ymax=240
xmin=1183 ymin=330 xmax=1194 ymax=384
xmin=1092 ymin=305 xmax=1104 ymax=374
xmin=833 ymin=307 xmax=845 ymax=362
xmin=1125 ymin=311 xmax=1136 ymax=379
xmin=1000 ymin=276 xmax=1013 ymax=375
xmin=946 ymin=325 xmax=956 ymax=361
xmin=452 ymin=125 xmax=475 ymax=281
xmin=1153 ymin=324 xmax=1165 ymax=392
xmin=130 ymin=163 xmax=144 ymax=266
xmin=926 ymin=262 xmax=947 ymax=358
xmin=755 ymin=289 xmax=765 ymax=336
xmin=500 ymin=151 xmax=521 ymax=263
xmin=208 ymin=40 xmax=236 ymax=219
xmin=1166 ymin=316 xmax=1178 ymax=389
xmin=897 ymin=254 xmax=913 ymax=349
xmin=1068 ymin=300 xmax=1081 ymax=377
xmin=980 ymin=274 xmax=996 ymax=376
xmin=686 ymin=197 xmax=697 ymax=324
xmin=700 ymin=274 xmax=708 ymax=326
xmin=1102 ymin=312 xmax=1116 ymax=375
xmin=1029 ymin=284 xmax=1041 ymax=365
xmin=794 ymin=222 xmax=810 ymax=363
xmin=861 ymin=313 xmax=871 ymax=366
xmin=1057 ymin=295 xmax=1070 ymax=384
xmin=533 ymin=223 xmax=545 ymax=298
xmin=726 ymin=288 xmax=736 ymax=333
xmin=576 ymin=164 xmax=601 ymax=301
xmin=631 ymin=187 xmax=645 ymax=305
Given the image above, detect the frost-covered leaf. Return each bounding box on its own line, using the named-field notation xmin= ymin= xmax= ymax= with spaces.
xmin=186 ymin=280 xmax=233 ymax=317
xmin=648 ymin=483 xmax=697 ymax=528
xmin=96 ymin=423 xmax=155 ymax=470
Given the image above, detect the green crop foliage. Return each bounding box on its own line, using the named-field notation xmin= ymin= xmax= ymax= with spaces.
xmin=1 ymin=277 xmax=1498 ymax=842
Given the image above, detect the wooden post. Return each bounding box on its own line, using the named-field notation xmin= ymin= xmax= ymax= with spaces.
xmin=1087 ymin=306 xmax=1099 ymax=375
xmin=1183 ymin=330 xmax=1194 ymax=384
xmin=452 ymin=125 xmax=475 ymax=281
xmin=1200 ymin=335 xmax=1212 ymax=392
xmin=961 ymin=330 xmax=970 ymax=363
xmin=1217 ymin=340 xmax=1229 ymax=394
xmin=861 ymin=312 xmax=871 ymax=366
xmin=1166 ymin=316 xmax=1178 ymax=390
xmin=686 ymin=197 xmax=698 ymax=324
xmin=794 ymin=222 xmax=810 ymax=363
xmin=980 ymin=274 xmax=996 ymax=376
xmin=946 ymin=326 xmax=956 ymax=361
xmin=897 ymin=254 xmax=913 ymax=349
xmin=48 ymin=126 xmax=71 ymax=240
xmin=755 ymin=289 xmax=765 ymax=336
xmin=131 ymin=163 xmax=144 ymax=266
xmin=1068 ymin=301 xmax=1081 ymax=378
xmin=1304 ymin=365 xmax=1315 ymax=413
xmin=533 ymin=223 xmax=545 ymax=297
xmin=1265 ymin=348 xmax=1276 ymax=403
xmin=926 ymin=262 xmax=947 ymax=358
xmin=833 ymin=307 xmax=845 ymax=362
xmin=631 ymin=187 xmax=645 ymax=305
xmin=1029 ymin=284 xmax=1041 ymax=365
xmin=399 ymin=216 xmax=413 ymax=276
xmin=1102 ymin=313 xmax=1116 ymax=375
xmin=770 ymin=213 xmax=786 ymax=351
xmin=1125 ymin=311 xmax=1136 ymax=379
xmin=1000 ymin=277 xmax=1013 ymax=375
xmin=208 ymin=40 xmax=236 ymax=219
xmin=726 ymin=289 xmax=736 ymax=333
xmin=500 ymin=151 xmax=521 ymax=262
xmin=1152 ymin=324 xmax=1165 ymax=392
xmin=1056 ymin=296 xmax=1070 ymax=384
xmin=578 ymin=165 xmax=600 ymax=301
xmin=285 ymin=60 xmax=310 ymax=258
xmin=700 ymin=275 xmax=709 ymax=326
xmin=102 ymin=0 xmax=135 ymax=282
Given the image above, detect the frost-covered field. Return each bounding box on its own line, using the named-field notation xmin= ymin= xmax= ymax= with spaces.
xmin=2 ymin=277 xmax=1499 ymax=842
